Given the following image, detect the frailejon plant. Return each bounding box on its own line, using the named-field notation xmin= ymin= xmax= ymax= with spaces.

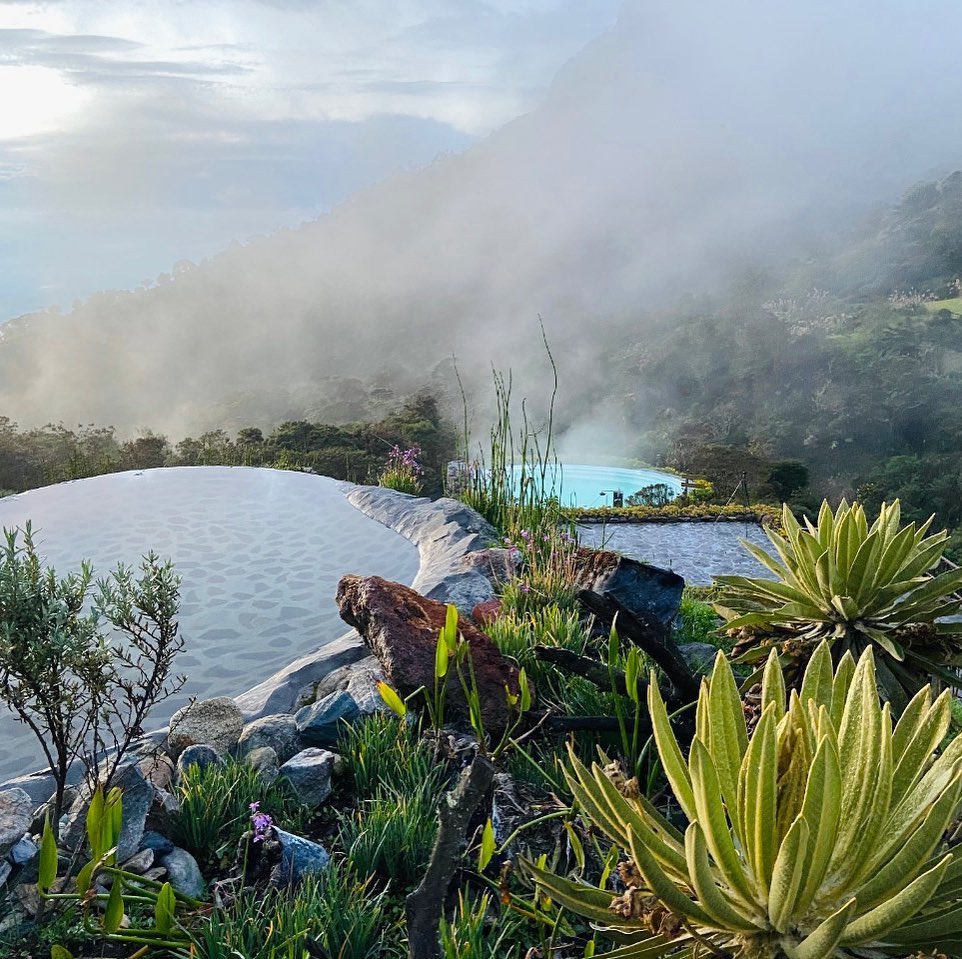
xmin=714 ymin=499 xmax=962 ymax=707
xmin=529 ymin=643 xmax=962 ymax=958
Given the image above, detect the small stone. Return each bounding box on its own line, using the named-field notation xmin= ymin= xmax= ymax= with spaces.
xmin=245 ymin=747 xmax=279 ymax=784
xmin=278 ymin=749 xmax=335 ymax=807
xmin=121 ymin=848 xmax=155 ymax=874
xmin=159 ymin=848 xmax=204 ymax=899
xmin=176 ymin=744 xmax=224 ymax=780
xmin=147 ymin=787 xmax=181 ymax=834
xmin=237 ymin=715 xmax=301 ymax=764
xmin=471 ymin=597 xmax=504 ymax=627
xmin=678 ymin=642 xmax=719 ymax=676
xmin=295 ymin=691 xmax=361 ymax=749
xmin=139 ymin=831 xmax=175 ymax=856
xmin=143 ymin=866 xmax=167 ymax=882
xmin=167 ymin=697 xmax=245 ymax=760
xmin=271 ymin=828 xmax=330 ymax=884
xmin=0 ymin=862 xmax=11 ymax=889
xmin=0 ymin=789 xmax=34 ymax=860
xmin=9 ymin=836 xmax=37 ymax=867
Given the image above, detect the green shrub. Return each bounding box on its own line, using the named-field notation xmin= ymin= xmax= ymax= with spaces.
xmin=168 ymin=759 xmax=310 ymax=873
xmin=715 ymin=499 xmax=962 ymax=707
xmin=531 ymin=643 xmax=962 ymax=959
xmin=0 ymin=525 xmax=183 ymax=831
xmin=675 ymin=593 xmax=726 ymax=650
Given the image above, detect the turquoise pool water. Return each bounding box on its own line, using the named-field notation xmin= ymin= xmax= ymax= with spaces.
xmin=512 ymin=463 xmax=683 ymax=507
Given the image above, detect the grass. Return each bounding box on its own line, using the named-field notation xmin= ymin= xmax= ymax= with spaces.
xmin=168 ymin=758 xmax=311 ymax=874
xmin=926 ymin=296 xmax=962 ymax=315
xmin=337 ymin=712 xmax=442 ymax=801
xmin=189 ymin=867 xmax=395 ymax=959
xmin=439 ymin=891 xmax=537 ymax=959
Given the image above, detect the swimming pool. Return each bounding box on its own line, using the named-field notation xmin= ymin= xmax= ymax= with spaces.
xmin=512 ymin=463 xmax=683 ymax=508
xmin=0 ymin=467 xmax=419 ymax=781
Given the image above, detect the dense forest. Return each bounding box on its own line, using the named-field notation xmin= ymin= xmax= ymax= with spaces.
xmin=590 ymin=171 xmax=962 ymax=531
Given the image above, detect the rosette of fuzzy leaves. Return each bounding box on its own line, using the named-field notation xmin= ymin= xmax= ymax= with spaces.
xmin=529 ymin=644 xmax=962 ymax=958
xmin=713 ymin=499 xmax=962 ymax=706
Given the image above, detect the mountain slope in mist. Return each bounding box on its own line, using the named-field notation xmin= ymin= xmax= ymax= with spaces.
xmin=5 ymin=0 xmax=962 ymax=434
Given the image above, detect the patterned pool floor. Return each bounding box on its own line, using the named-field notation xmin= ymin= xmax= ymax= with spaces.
xmin=577 ymin=521 xmax=776 ymax=586
xmin=0 ymin=468 xmax=420 ymax=780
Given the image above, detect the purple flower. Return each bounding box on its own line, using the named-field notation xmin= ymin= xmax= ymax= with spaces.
xmin=250 ymin=804 xmax=274 ymax=842
xmin=518 ymin=582 xmax=531 ymax=594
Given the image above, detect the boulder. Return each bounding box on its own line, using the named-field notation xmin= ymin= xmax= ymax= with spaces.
xmin=679 ymin=642 xmax=720 ymax=676
xmin=472 ymin=598 xmax=504 ymax=627
xmin=244 ymin=746 xmax=280 ymax=784
xmin=159 ymin=848 xmax=204 ymax=899
xmin=176 ymin=744 xmax=224 ymax=780
xmin=278 ymin=749 xmax=335 ymax=807
xmin=167 ymin=697 xmax=245 ymax=759
xmin=9 ymin=836 xmax=37 ymax=867
xmin=344 ymin=664 xmax=388 ymax=715
xmin=139 ymin=830 xmax=174 ymax=857
xmin=295 ymin=691 xmax=361 ymax=749
xmin=272 ymin=828 xmax=330 ymax=884
xmin=0 ymin=790 xmax=33 ymax=860
xmin=573 ymin=549 xmax=684 ymax=627
xmin=237 ymin=715 xmax=301 ymax=764
xmin=336 ymin=575 xmax=521 ymax=731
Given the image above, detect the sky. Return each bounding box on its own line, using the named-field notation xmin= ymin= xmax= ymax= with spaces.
xmin=0 ymin=0 xmax=620 ymax=321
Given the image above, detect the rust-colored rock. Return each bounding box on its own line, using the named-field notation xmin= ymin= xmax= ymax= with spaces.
xmin=471 ymin=598 xmax=504 ymax=627
xmin=336 ymin=575 xmax=521 ymax=731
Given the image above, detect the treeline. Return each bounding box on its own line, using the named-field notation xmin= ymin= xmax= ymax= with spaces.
xmin=0 ymin=394 xmax=455 ymax=498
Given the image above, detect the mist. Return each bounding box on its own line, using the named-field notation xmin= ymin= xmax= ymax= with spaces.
xmin=3 ymin=0 xmax=962 ymax=442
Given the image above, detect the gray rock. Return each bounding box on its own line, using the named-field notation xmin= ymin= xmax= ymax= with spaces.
xmin=121 ymin=848 xmax=154 ymax=874
xmin=137 ymin=752 xmax=176 ymax=792
xmin=344 ymin=664 xmax=388 ymax=715
xmin=0 ymin=862 xmax=11 ymax=889
xmin=176 ymin=744 xmax=224 ymax=779
xmin=168 ymin=696 xmax=245 ymax=760
xmin=0 ymin=790 xmax=34 ymax=860
xmin=295 ymin=691 xmax=360 ymax=749
xmin=139 ymin=830 xmax=174 ymax=856
xmin=8 ymin=836 xmax=37 ymax=867
xmin=679 ymin=642 xmax=721 ymax=676
xmin=245 ymin=747 xmax=279 ymax=784
xmin=575 ymin=554 xmax=685 ymax=627
xmin=237 ymin=715 xmax=301 ymax=763
xmin=278 ymin=749 xmax=335 ymax=807
xmin=272 ymin=828 xmax=330 ymax=884
xmin=146 ymin=787 xmax=181 ymax=834
xmin=62 ymin=763 xmax=154 ymax=863
xmin=159 ymin=848 xmax=204 ymax=899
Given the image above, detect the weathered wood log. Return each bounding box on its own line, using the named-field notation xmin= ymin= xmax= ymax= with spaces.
xmin=578 ymin=588 xmax=700 ymax=704
xmin=405 ymin=753 xmax=497 ymax=959
xmin=532 ymin=645 xmax=648 ymax=701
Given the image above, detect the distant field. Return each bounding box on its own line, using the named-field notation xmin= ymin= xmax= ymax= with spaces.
xmin=926 ymin=297 xmax=962 ymax=314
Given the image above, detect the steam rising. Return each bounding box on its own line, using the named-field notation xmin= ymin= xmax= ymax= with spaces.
xmin=3 ymin=0 xmax=962 ymax=438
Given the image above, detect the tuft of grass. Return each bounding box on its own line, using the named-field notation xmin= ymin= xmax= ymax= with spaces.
xmin=168 ymin=758 xmax=310 ymax=874
xmin=439 ymin=891 xmax=536 ymax=959
xmin=189 ymin=866 xmax=393 ymax=959
xmin=337 ymin=712 xmax=441 ymax=801
xmin=337 ymin=785 xmax=442 ymax=889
